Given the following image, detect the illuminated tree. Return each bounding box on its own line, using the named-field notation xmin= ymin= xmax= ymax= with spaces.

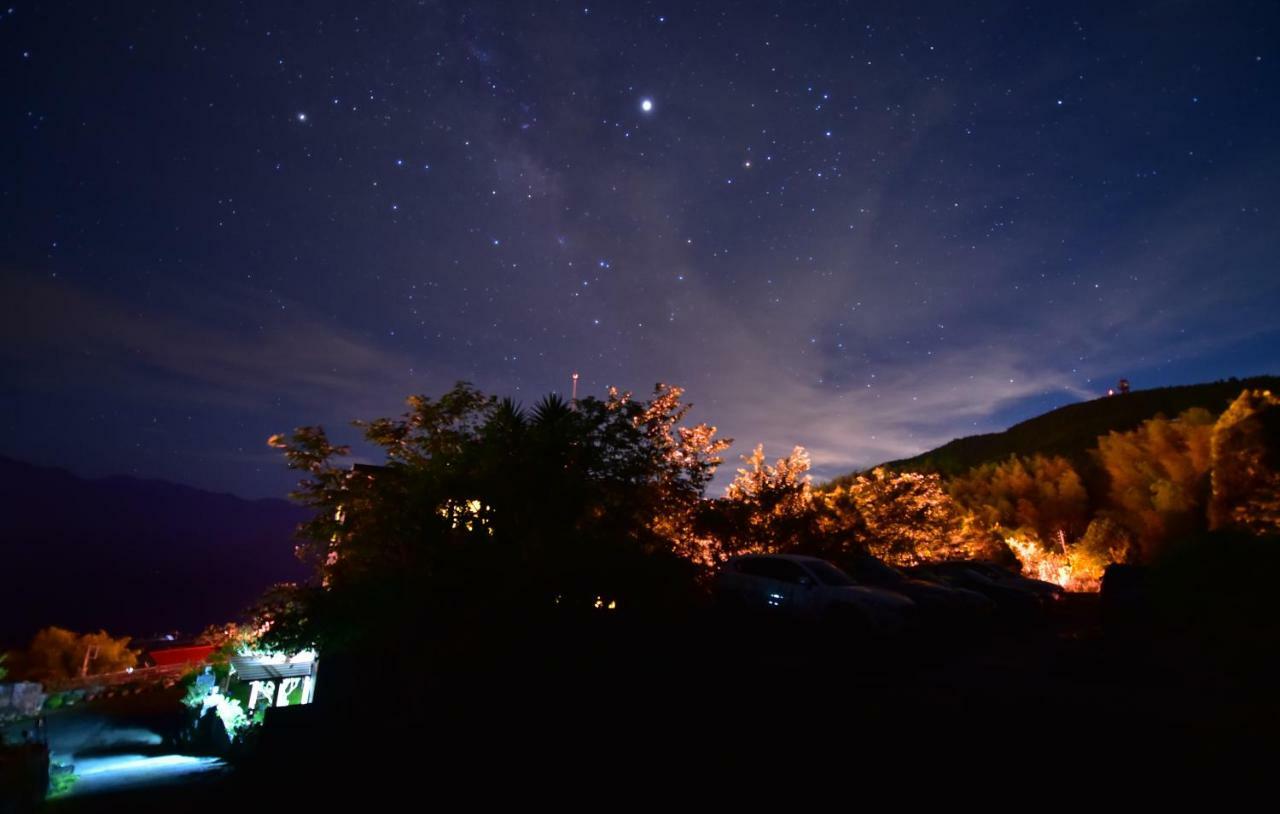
xmin=708 ymin=445 xmax=818 ymax=558
xmin=1004 ymin=516 xmax=1134 ymax=592
xmin=196 ymin=622 xmax=262 ymax=662
xmin=823 ymin=468 xmax=1002 ymax=567
xmin=1209 ymin=389 xmax=1280 ymax=535
xmin=948 ymin=454 xmax=1090 ymax=545
xmin=811 ymin=481 xmax=871 ymax=558
xmin=1075 ymin=516 xmax=1136 ymax=572
xmin=1093 ymin=408 xmax=1214 ymax=558
xmin=19 ymin=627 xmax=137 ymax=684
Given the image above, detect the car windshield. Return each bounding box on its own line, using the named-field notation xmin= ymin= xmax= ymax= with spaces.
xmin=857 ymin=556 xmax=905 ymax=583
xmin=804 ymin=560 xmax=856 ymax=587
xmin=967 ymin=562 xmax=1010 ymax=579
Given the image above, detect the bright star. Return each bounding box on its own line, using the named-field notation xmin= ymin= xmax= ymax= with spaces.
xmin=640 ymin=98 xmax=653 ymax=113
xmin=296 ymin=112 xmax=308 ymax=122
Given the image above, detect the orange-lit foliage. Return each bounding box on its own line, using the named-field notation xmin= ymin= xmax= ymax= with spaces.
xmin=823 ymin=468 xmax=1002 ymax=567
xmin=1093 ymin=408 xmax=1214 ymax=559
xmin=17 ymin=627 xmax=137 ymax=684
xmin=952 ymin=404 xmax=1271 ymax=589
xmin=948 ymin=454 xmax=1100 ymax=590
xmin=1210 ymin=389 xmax=1280 ymax=536
xmin=1003 ymin=517 xmax=1133 ymax=592
xmin=725 ymin=444 xmax=814 ymax=516
xmin=707 ymin=445 xmax=817 ymax=561
xmin=948 ymin=454 xmax=1090 ymax=543
xmin=622 ymin=383 xmax=732 ymax=566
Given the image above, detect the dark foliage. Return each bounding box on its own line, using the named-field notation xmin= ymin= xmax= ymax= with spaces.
xmin=258 ymin=382 xmax=725 ymax=662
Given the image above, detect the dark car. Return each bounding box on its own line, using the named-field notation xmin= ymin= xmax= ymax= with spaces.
xmin=909 ymin=561 xmax=1051 ymax=616
xmin=713 ymin=554 xmax=916 ymax=634
xmin=841 ymin=554 xmax=996 ymax=620
xmin=961 ymin=562 xmax=1064 ymax=602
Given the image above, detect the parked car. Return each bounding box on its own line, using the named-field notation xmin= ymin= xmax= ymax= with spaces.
xmin=841 ymin=554 xmax=996 ymax=619
xmin=961 ymin=561 xmax=1064 ymax=603
xmin=909 ymin=561 xmax=1049 ymax=616
xmin=714 ymin=554 xmax=915 ymax=633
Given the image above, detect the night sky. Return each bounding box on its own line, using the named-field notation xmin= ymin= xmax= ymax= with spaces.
xmin=3 ymin=1 xmax=1279 ymax=498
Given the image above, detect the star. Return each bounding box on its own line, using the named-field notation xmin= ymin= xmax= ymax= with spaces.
xmin=295 ymin=112 xmax=308 ymax=122
xmin=640 ymin=98 xmax=654 ymax=113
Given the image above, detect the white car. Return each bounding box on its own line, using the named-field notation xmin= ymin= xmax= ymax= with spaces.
xmin=714 ymin=554 xmax=915 ymax=633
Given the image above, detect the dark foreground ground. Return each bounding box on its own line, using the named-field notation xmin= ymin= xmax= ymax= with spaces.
xmin=38 ymin=598 xmax=1280 ymax=810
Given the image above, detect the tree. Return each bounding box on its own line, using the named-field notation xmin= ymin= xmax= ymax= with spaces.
xmin=19 ymin=627 xmax=136 ymax=684
xmin=1209 ymin=389 xmax=1280 ymax=535
xmin=1003 ymin=516 xmax=1134 ymax=592
xmin=705 ymin=445 xmax=818 ymax=558
xmin=1074 ymin=516 xmax=1136 ymax=575
xmin=948 ymin=454 xmax=1091 ymax=545
xmin=824 ymin=468 xmax=1003 ymax=567
xmin=260 ymin=381 xmax=730 ymax=655
xmin=1093 ymin=408 xmax=1214 ymax=559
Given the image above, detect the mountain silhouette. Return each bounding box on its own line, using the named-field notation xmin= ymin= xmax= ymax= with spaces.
xmin=0 ymin=456 xmax=311 ymax=648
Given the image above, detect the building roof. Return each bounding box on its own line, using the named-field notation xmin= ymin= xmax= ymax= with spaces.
xmin=229 ymin=656 xmax=316 ymax=682
xmin=147 ymin=645 xmax=216 ymax=667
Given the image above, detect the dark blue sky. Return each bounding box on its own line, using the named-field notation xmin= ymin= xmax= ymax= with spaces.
xmin=3 ymin=1 xmax=1278 ymax=498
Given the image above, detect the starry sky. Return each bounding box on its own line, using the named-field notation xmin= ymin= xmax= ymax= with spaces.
xmin=3 ymin=1 xmax=1279 ymax=498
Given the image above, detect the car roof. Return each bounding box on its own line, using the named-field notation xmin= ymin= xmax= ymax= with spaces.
xmin=731 ymin=553 xmax=826 ymax=564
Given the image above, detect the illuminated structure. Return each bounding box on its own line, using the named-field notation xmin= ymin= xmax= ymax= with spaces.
xmin=229 ymin=651 xmax=319 ymax=711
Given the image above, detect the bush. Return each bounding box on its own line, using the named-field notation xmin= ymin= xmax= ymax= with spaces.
xmin=1149 ymin=530 xmax=1280 ymax=641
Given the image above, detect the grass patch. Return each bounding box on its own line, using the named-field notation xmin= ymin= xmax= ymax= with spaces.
xmin=47 ymin=764 xmax=77 ymax=799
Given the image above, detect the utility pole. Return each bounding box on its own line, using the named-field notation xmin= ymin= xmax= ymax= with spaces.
xmin=80 ymin=644 xmax=100 ymax=678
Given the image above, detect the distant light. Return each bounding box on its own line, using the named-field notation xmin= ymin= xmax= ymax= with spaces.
xmin=296 ymin=112 xmax=307 ymax=122
xmin=640 ymin=98 xmax=653 ymax=113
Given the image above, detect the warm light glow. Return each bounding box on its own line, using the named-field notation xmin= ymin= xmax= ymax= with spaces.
xmin=1004 ymin=534 xmax=1102 ymax=592
xmin=438 ymin=498 xmax=494 ymax=534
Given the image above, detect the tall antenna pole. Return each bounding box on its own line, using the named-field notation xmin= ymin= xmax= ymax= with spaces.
xmin=570 ymin=372 xmax=579 ymax=405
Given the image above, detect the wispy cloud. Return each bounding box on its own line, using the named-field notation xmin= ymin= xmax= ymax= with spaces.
xmin=1 ymin=270 xmax=428 ymax=420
